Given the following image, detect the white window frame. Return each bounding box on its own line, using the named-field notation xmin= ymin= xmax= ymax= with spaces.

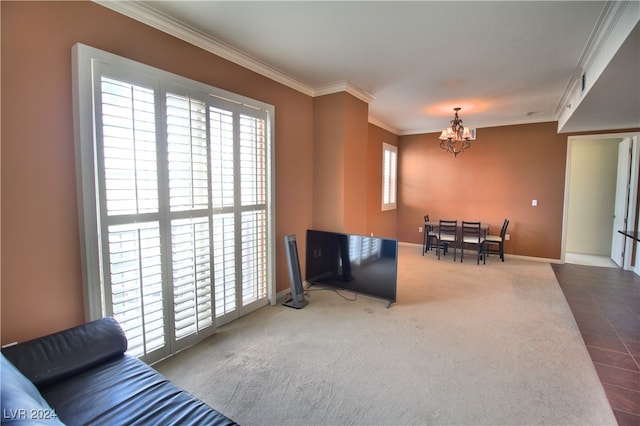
xmin=381 ymin=143 xmax=398 ymax=211
xmin=72 ymin=43 xmax=276 ymax=362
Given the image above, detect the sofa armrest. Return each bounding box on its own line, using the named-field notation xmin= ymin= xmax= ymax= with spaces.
xmin=1 ymin=317 xmax=128 ymax=388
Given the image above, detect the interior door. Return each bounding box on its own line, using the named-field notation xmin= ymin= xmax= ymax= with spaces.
xmin=611 ymin=138 xmax=631 ymax=266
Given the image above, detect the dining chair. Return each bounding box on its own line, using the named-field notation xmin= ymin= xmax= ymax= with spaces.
xmin=423 ymin=214 xmax=440 ymax=254
xmin=486 ymin=219 xmax=509 ymax=261
xmin=437 ymin=219 xmax=458 ymax=261
xmin=461 ymin=221 xmax=486 ymax=264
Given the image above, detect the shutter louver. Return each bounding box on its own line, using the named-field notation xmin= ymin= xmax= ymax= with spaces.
xmin=100 ymin=76 xmax=164 ymax=358
xmin=239 ymin=114 xmax=267 ymax=306
xmin=389 ymin=150 xmax=397 ymax=204
xmin=166 ymin=92 xmax=214 ymax=341
xmin=382 ymin=144 xmax=397 ymax=210
xmin=108 ymin=222 xmax=164 ymax=357
xmin=241 ymin=210 xmax=267 ymax=304
xmin=166 ymin=94 xmax=209 ymax=212
xmin=239 ymin=115 xmax=266 ymax=207
xmin=171 ymin=217 xmax=213 ymax=340
xmin=213 ymin=213 xmax=236 ymax=317
xmin=383 ymin=150 xmax=390 ymax=204
xmin=210 ymin=106 xmax=235 ymax=210
xmin=101 ymin=77 xmax=158 ymax=215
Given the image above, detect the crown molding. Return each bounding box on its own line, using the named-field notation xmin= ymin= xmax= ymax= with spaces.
xmin=555 ymin=1 xmax=639 ymax=127
xmin=96 ymin=0 xmax=391 ymax=135
xmin=368 ymin=117 xmax=399 ymax=135
xmin=400 ymin=116 xmax=553 ymax=137
xmin=313 ymin=81 xmax=375 ymax=104
xmin=577 ymin=1 xmax=634 ymax=75
xmin=95 ymin=0 xmax=375 ymax=106
xmin=94 ymin=0 xmax=316 ymax=97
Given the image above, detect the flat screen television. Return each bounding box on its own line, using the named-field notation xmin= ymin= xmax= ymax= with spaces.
xmin=305 ymin=229 xmax=398 ymax=306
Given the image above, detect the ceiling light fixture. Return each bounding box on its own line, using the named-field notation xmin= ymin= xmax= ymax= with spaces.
xmin=439 ymin=107 xmax=473 ymax=157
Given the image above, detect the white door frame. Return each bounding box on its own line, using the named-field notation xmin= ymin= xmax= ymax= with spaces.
xmin=636 ymin=226 xmax=640 ymax=276
xmin=611 ymin=138 xmax=632 ymax=266
xmin=562 ymin=132 xmax=640 ymax=272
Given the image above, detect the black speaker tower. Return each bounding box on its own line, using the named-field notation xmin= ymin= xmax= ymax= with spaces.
xmin=283 ymin=234 xmax=308 ymax=309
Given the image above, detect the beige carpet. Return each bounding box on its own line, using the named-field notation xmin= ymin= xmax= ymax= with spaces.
xmin=155 ymin=244 xmax=616 ymax=425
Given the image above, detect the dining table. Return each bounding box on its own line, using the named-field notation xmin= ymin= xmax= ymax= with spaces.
xmin=425 ymin=220 xmax=491 ymax=234
xmin=423 ymin=220 xmax=491 ymax=263
xmin=424 ymin=220 xmax=491 ymax=251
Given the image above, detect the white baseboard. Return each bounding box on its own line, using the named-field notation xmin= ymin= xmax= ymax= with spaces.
xmin=398 ymin=241 xmax=561 ymax=263
xmin=505 ymin=254 xmax=562 ymax=264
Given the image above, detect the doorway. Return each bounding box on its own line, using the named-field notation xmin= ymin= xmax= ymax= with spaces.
xmin=562 ymin=132 xmax=640 ymax=271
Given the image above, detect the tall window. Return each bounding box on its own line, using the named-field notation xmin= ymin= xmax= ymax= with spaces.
xmin=382 ymin=143 xmax=397 ymax=211
xmin=73 ymin=44 xmax=274 ymax=364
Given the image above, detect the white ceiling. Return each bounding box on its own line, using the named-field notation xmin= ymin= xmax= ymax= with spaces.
xmin=117 ymin=1 xmax=638 ymax=135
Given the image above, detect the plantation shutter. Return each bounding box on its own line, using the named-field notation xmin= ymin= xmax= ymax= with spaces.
xmin=209 ymin=101 xmax=269 ymax=323
xmin=210 ymin=106 xmax=237 ymax=318
xmin=382 ymin=143 xmax=397 ymax=211
xmin=165 ymin=94 xmax=214 ymax=342
xmin=239 ymin=113 xmax=268 ymax=307
xmin=75 ymin=44 xmax=274 ymax=364
xmin=99 ymin=77 xmax=166 ymax=358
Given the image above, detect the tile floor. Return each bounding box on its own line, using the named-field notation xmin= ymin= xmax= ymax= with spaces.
xmin=552 ymin=262 xmax=640 ymax=426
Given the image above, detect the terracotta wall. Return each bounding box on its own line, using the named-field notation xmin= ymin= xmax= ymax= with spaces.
xmin=312 ymin=92 xmax=369 ymax=235
xmin=367 ymin=125 xmax=399 ymax=239
xmin=398 ymin=122 xmax=568 ymax=259
xmin=313 ymin=94 xmax=346 ymax=232
xmin=1 ymin=1 xmax=314 ymax=344
xmin=342 ymin=94 xmax=369 ymax=235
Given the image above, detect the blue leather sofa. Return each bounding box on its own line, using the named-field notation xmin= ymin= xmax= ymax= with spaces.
xmin=1 ymin=317 xmax=236 ymax=425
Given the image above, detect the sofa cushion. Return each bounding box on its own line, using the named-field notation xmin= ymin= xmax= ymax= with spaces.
xmin=1 ymin=354 xmax=64 ymax=425
xmin=2 ymin=317 xmax=127 ymax=388
xmin=40 ymin=354 xmax=236 ymax=426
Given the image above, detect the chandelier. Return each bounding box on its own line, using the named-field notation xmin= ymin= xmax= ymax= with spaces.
xmin=438 ymin=107 xmax=473 ymax=157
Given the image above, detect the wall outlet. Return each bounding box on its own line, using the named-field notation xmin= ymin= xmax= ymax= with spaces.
xmin=531 ymin=199 xmax=538 ymax=206
xmin=505 ymin=234 xmax=510 ymax=241
xmin=418 ymin=226 xmax=423 ymax=233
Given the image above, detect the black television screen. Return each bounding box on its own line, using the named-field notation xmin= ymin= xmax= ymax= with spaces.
xmin=305 ymin=229 xmax=398 ymax=305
